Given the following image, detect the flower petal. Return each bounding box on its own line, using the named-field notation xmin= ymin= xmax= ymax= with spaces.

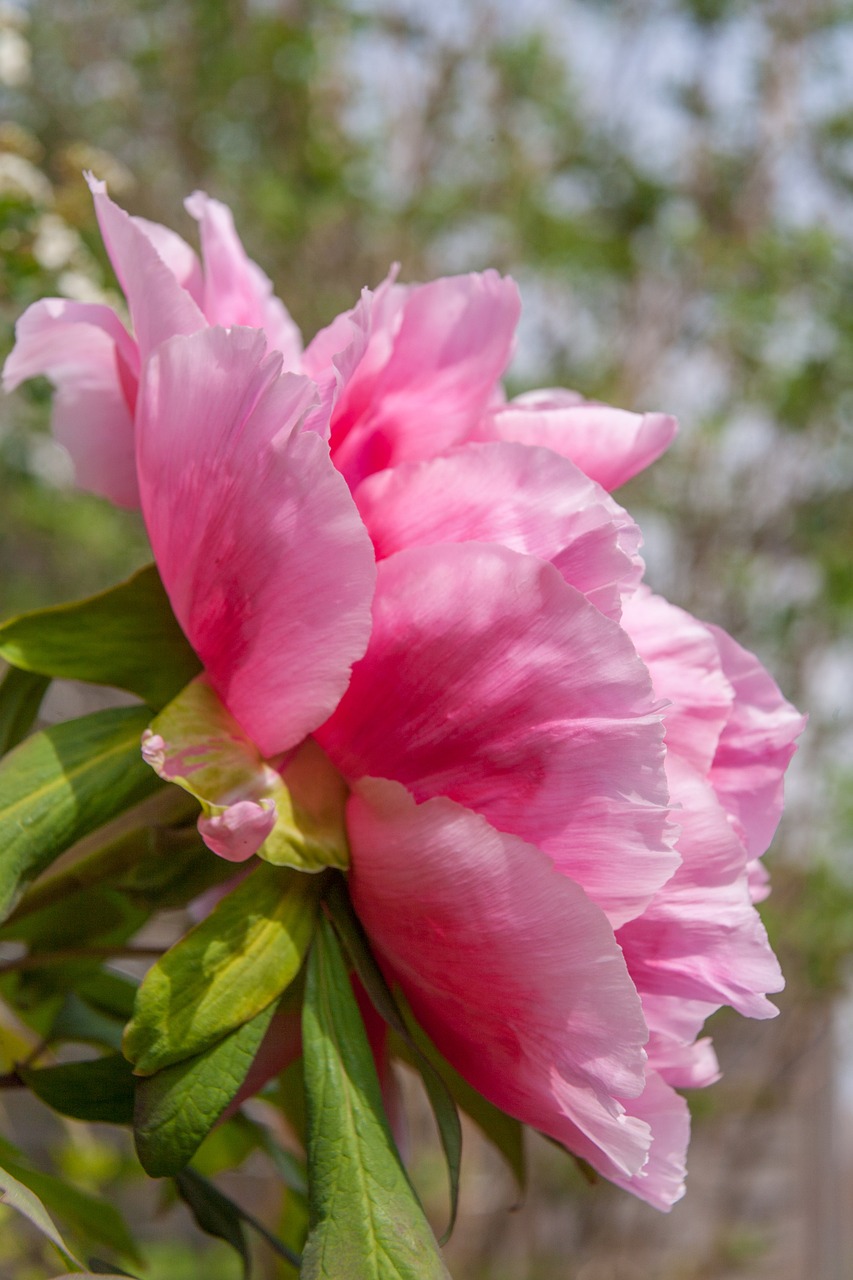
xmin=136 ymin=326 xmax=376 ymax=756
xmin=354 ymin=441 xmax=643 ymax=619
xmin=608 ymin=1072 xmax=690 ymax=1211
xmin=329 ymin=272 xmax=521 ymax=485
xmin=618 ymin=755 xmax=784 ymax=1018
xmin=87 ymin=174 xmax=205 ymax=358
xmin=346 ymin=778 xmax=651 ymax=1179
xmin=708 ymin=625 xmax=806 ymax=860
xmin=3 ymin=298 xmax=139 ymax=506
xmin=185 ymin=191 xmax=303 ymax=368
xmin=317 ymin=543 xmax=677 ymax=925
xmin=483 ymin=390 xmax=678 ymax=491
xmin=621 ymin=588 xmax=734 ymax=776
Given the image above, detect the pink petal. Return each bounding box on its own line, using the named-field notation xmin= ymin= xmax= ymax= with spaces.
xmin=329 ymin=272 xmax=521 ymax=486
xmin=317 ymin=543 xmax=677 ymax=926
xmin=354 ymin=441 xmax=643 ymax=619
xmin=621 ymin=588 xmax=734 ymax=776
xmin=299 ymin=282 xmax=378 ymax=439
xmin=608 ymin=1072 xmax=690 ymax=1211
xmin=185 ymin=191 xmax=303 ymax=368
xmin=197 ymin=799 xmax=277 ymax=862
xmin=482 ymin=390 xmax=678 ymax=491
xmin=645 ymin=1030 xmax=720 ymax=1091
xmin=136 ymin=326 xmax=376 ymax=756
xmin=87 ymin=174 xmax=205 ymax=359
xmin=132 ymin=215 xmax=204 ymax=304
xmin=618 ymin=755 xmax=784 ymax=1019
xmin=3 ymin=298 xmax=139 ymax=507
xmin=346 ymin=778 xmax=652 ymax=1180
xmin=708 ymin=625 xmax=806 ymax=860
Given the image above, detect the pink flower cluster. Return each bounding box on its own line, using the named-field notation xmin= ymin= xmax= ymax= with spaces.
xmin=4 ymin=178 xmax=804 ymax=1210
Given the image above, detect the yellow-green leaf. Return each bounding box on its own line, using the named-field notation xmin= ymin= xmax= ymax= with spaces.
xmin=0 ymin=564 xmax=200 ymax=710
xmin=124 ymin=861 xmax=320 ymax=1074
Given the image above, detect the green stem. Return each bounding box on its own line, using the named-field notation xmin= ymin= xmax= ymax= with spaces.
xmin=0 ymin=946 xmax=165 ymax=977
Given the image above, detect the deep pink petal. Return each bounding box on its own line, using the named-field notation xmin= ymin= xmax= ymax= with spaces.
xmin=3 ymin=298 xmax=139 ymax=506
xmin=329 ymin=272 xmax=521 ymax=486
xmin=136 ymin=326 xmax=376 ymax=756
xmin=317 ymin=543 xmax=677 ymax=925
xmin=354 ymin=442 xmax=643 ymax=619
xmin=708 ymin=625 xmax=806 ymax=860
xmin=185 ymin=191 xmax=303 ymax=368
xmin=87 ymin=174 xmax=205 ymax=359
xmin=621 ymin=588 xmax=734 ymax=776
xmin=482 ymin=390 xmax=678 ymax=491
xmin=347 ymin=778 xmax=651 ymax=1179
xmin=618 ymin=755 xmax=784 ymax=1019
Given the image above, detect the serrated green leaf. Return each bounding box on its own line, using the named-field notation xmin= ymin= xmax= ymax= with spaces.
xmin=21 ymin=1054 xmax=136 ymax=1124
xmin=324 ymin=877 xmax=462 ymax=1241
xmin=0 ymin=665 xmax=49 ymax=756
xmin=143 ymin=677 xmax=348 ymax=871
xmin=124 ymin=861 xmax=320 ymax=1074
xmin=0 ymin=1160 xmax=84 ymax=1270
xmin=134 ymin=997 xmax=280 ymax=1176
xmin=0 ymin=564 xmax=201 ymax=710
xmin=0 ymin=706 xmax=162 ymax=919
xmin=301 ymin=917 xmax=451 ymax=1280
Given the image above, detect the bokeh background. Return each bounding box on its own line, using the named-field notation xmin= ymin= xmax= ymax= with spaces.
xmin=1 ymin=0 xmax=853 ymax=1276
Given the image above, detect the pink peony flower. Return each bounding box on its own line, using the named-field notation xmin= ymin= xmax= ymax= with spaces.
xmin=3 ymin=183 xmax=805 ymax=1210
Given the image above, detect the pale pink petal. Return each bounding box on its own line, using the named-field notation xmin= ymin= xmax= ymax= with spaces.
xmin=640 ymin=993 xmax=721 ymax=1050
xmin=197 ymin=799 xmax=277 ymax=862
xmin=185 ymin=191 xmax=302 ymax=368
xmin=132 ymin=215 xmax=204 ymax=304
xmin=329 ymin=272 xmax=521 ymax=486
xmin=299 ymin=283 xmax=378 ymax=439
xmin=481 ymin=390 xmax=678 ymax=491
xmin=317 ymin=543 xmax=677 ymax=926
xmin=621 ymin=588 xmax=734 ymax=775
xmin=354 ymin=442 xmax=643 ymax=619
xmin=136 ymin=326 xmax=376 ymax=756
xmin=645 ymin=1031 xmax=720 ymax=1090
xmin=618 ymin=755 xmax=784 ymax=1019
xmin=347 ymin=778 xmax=652 ymax=1179
xmin=608 ymin=1072 xmax=689 ymax=1210
xmin=87 ymin=174 xmax=205 ymax=358
xmin=3 ymin=298 xmax=139 ymax=506
xmin=708 ymin=625 xmax=806 ymax=860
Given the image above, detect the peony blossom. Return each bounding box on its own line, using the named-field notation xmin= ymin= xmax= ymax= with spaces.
xmin=3 ymin=183 xmax=804 ymax=1210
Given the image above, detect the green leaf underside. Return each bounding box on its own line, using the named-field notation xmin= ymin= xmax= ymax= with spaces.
xmin=301 ymin=917 xmax=451 ymax=1280
xmin=124 ymin=861 xmax=320 ymax=1074
xmin=21 ymin=1054 xmax=136 ymax=1124
xmin=0 ymin=564 xmax=201 ymax=710
xmin=324 ymin=878 xmax=462 ymax=1240
xmin=176 ymin=1167 xmax=302 ymax=1275
xmin=145 ymin=677 xmax=348 ymax=872
xmin=134 ymin=998 xmax=280 ymax=1176
xmin=0 ymin=706 xmax=162 ymax=920
xmin=0 ymin=666 xmax=50 ymax=756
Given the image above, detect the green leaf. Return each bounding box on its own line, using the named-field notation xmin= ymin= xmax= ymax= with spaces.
xmin=0 ymin=706 xmax=162 ymax=919
xmin=143 ymin=677 xmax=349 ymax=871
xmin=0 ymin=1148 xmax=140 ymax=1266
xmin=324 ymin=877 xmax=462 ymax=1240
xmin=21 ymin=1054 xmax=136 ymax=1124
xmin=49 ymin=993 xmax=127 ymax=1052
xmin=0 ymin=1154 xmax=84 ymax=1270
xmin=124 ymin=861 xmax=320 ymax=1073
xmin=176 ymin=1167 xmax=301 ymax=1276
xmin=0 ymin=666 xmax=49 ymax=756
xmin=0 ymin=564 xmax=201 ymax=710
xmin=301 ymin=917 xmax=451 ymax=1280
xmin=134 ymin=997 xmax=280 ymax=1176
